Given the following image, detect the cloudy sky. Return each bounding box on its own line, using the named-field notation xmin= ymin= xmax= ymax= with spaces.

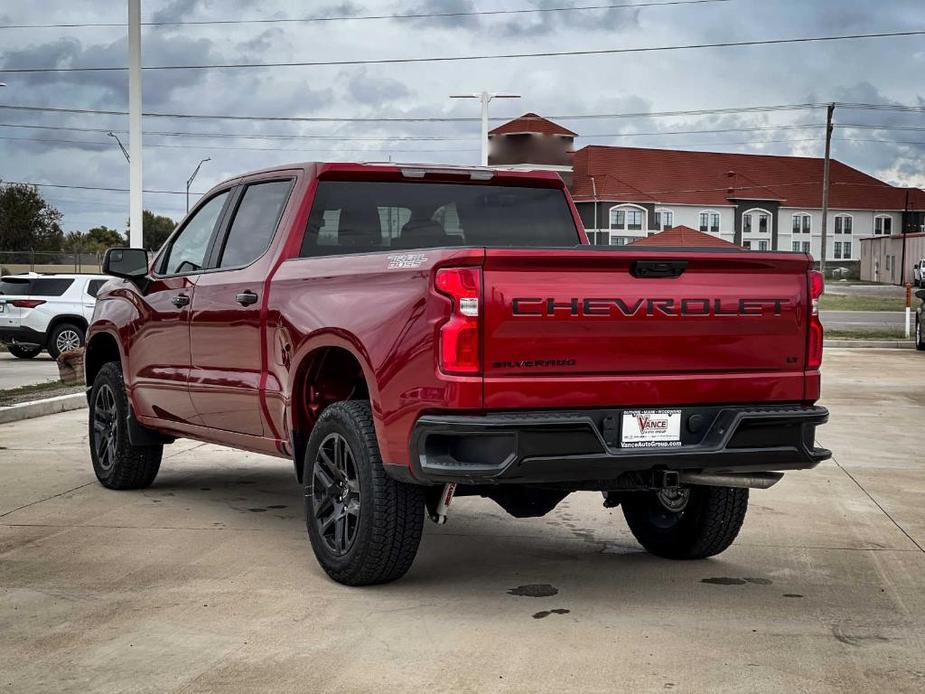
xmin=0 ymin=0 xmax=923 ymax=234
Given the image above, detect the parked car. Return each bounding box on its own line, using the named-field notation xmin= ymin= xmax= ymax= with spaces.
xmin=86 ymin=162 xmax=831 ymax=585
xmin=0 ymin=272 xmax=109 ymax=359
xmin=914 ymin=259 xmax=925 ymax=287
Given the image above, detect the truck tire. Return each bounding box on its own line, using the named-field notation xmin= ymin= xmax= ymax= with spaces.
xmin=48 ymin=322 xmax=85 ymax=359
xmin=88 ymin=361 xmax=163 ymax=489
xmin=7 ymin=344 xmax=41 ymax=359
xmin=303 ymin=400 xmax=425 ymax=586
xmin=916 ymin=315 xmax=925 ymax=351
xmin=622 ymin=485 xmax=748 ymax=559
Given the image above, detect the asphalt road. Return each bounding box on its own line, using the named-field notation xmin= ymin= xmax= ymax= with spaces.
xmin=821 ymin=310 xmax=906 ymax=331
xmin=1 ymin=349 xmax=924 ymax=692
xmin=0 ymin=351 xmax=59 ymax=389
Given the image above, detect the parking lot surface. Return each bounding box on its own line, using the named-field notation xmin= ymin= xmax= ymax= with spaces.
xmin=0 ymin=351 xmax=59 ymax=389
xmin=1 ymin=348 xmax=924 ymax=693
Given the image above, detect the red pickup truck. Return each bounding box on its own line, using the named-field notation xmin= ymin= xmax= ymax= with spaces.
xmin=87 ymin=162 xmax=829 ymax=585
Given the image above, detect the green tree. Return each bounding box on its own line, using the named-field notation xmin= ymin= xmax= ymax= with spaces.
xmin=0 ymin=181 xmax=65 ymax=253
xmin=63 ymin=225 xmax=126 ymax=254
xmin=127 ymin=210 xmax=177 ymax=250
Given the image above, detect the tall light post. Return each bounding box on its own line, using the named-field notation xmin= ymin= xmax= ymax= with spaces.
xmin=128 ymin=0 xmax=143 ymax=248
xmin=450 ymin=92 xmax=521 ymax=166
xmin=186 ymin=158 xmax=210 ymax=213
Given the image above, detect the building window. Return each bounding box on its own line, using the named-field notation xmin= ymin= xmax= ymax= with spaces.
xmin=654 ymin=209 xmax=674 ymax=230
xmin=834 ymin=241 xmax=842 ymax=259
xmin=758 ymin=240 xmax=769 ymax=251
xmin=802 ymin=241 xmax=811 ymax=253
xmin=699 ymin=210 xmax=720 ymax=233
xmin=843 ymin=241 xmax=852 ymax=258
xmin=834 ymin=214 xmax=853 ymax=234
xmin=609 ymin=205 xmax=646 ymax=233
xmin=792 ymin=213 xmax=811 ymax=234
xmin=792 ymin=241 xmax=800 ymax=252
xmin=586 ymin=230 xmax=610 ymax=246
xmin=743 ymin=209 xmax=771 ymax=234
xmin=874 ymin=215 xmax=892 ymax=235
xmin=742 ymin=240 xmax=752 ymax=250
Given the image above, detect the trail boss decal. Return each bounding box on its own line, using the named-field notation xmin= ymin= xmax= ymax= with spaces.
xmin=511 ymin=297 xmax=788 ymax=317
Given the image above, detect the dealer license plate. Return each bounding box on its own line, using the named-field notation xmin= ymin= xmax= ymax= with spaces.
xmin=621 ymin=409 xmax=682 ymax=448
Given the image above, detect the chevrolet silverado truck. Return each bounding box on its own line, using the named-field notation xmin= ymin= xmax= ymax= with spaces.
xmin=87 ymin=162 xmax=830 ymax=586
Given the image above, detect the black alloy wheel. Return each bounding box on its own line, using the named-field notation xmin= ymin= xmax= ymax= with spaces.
xmin=92 ymin=383 xmax=119 ymax=473
xmin=310 ymin=432 xmax=362 ymax=556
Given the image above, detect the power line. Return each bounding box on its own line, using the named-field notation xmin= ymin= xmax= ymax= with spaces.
xmin=0 ymin=0 xmax=733 ymax=29
xmin=2 ymin=30 xmax=923 ymax=73
xmin=0 ymin=102 xmax=827 ymax=123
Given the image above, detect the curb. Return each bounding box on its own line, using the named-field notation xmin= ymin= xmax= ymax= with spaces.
xmin=825 ymin=340 xmax=914 ymax=349
xmin=0 ymin=392 xmax=87 ymax=424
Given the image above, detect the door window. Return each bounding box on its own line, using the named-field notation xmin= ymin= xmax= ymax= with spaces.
xmin=86 ymin=279 xmax=107 ymax=297
xmin=159 ymin=192 xmax=229 ymax=275
xmin=218 ymin=180 xmax=294 ymax=268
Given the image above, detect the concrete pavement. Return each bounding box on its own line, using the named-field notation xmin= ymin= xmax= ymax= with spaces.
xmin=1 ymin=349 xmax=925 ymax=692
xmin=821 ymin=310 xmax=906 ymax=331
xmin=0 ymin=351 xmax=60 ymax=389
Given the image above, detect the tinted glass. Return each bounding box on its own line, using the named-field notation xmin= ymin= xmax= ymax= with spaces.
xmin=86 ymin=279 xmax=107 ymax=297
xmin=300 ymin=180 xmax=578 ymax=256
xmin=160 ymin=191 xmax=229 ymax=275
xmin=218 ymin=180 xmax=293 ymax=268
xmin=0 ymin=277 xmax=73 ymax=296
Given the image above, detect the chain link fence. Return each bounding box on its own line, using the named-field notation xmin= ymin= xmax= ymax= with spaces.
xmin=0 ymin=251 xmax=103 ymax=275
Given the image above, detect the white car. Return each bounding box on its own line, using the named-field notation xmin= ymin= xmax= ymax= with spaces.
xmin=0 ymin=273 xmax=109 ymax=359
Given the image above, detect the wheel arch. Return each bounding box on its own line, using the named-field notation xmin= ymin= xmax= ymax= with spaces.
xmin=85 ymin=329 xmax=125 ymax=391
xmin=47 ymin=314 xmax=88 ymax=339
xmin=287 ymin=334 xmax=379 ymax=482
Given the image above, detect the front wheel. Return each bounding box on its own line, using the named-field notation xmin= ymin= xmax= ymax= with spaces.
xmin=88 ymin=361 xmax=163 ymax=489
xmin=7 ymin=343 xmax=42 ymax=359
xmin=622 ymin=485 xmax=748 ymax=559
xmin=303 ymin=400 xmax=425 ymax=586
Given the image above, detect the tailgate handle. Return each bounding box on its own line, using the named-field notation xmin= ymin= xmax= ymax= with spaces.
xmin=631 ymin=260 xmax=688 ymax=278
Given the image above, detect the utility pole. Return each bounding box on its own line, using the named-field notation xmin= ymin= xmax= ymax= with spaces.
xmin=128 ymin=0 xmax=143 ymax=248
xmin=449 ymin=92 xmax=521 ymax=166
xmin=819 ymin=103 xmax=835 ymax=275
xmin=186 ymin=158 xmax=211 ymax=213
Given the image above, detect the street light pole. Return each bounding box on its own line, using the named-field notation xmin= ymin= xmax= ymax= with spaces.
xmin=128 ymin=0 xmax=143 ymax=248
xmin=450 ymin=91 xmax=521 ymax=166
xmin=186 ymin=158 xmax=211 ymax=213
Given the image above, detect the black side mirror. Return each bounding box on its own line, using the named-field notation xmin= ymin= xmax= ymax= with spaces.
xmin=915 ymin=289 xmax=925 ymax=301
xmin=103 ymin=247 xmax=151 ymax=287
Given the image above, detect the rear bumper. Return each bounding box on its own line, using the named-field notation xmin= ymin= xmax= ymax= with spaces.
xmin=0 ymin=326 xmax=46 ymax=346
xmin=404 ymin=404 xmax=830 ymax=485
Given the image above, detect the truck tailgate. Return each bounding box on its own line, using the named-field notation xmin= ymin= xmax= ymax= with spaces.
xmin=481 ymin=248 xmax=812 ymax=408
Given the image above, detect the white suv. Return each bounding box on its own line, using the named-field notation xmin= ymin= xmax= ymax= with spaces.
xmin=0 ymin=273 xmax=110 ymax=359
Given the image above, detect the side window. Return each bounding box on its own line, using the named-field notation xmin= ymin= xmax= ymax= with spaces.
xmin=159 ymin=191 xmax=229 ymax=275
xmin=86 ymin=279 xmax=107 ymax=298
xmin=29 ymin=278 xmax=74 ymax=296
xmin=218 ymin=180 xmax=293 ymax=268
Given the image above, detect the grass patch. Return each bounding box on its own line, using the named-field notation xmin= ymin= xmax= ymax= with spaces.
xmin=825 ymin=329 xmax=909 ymax=340
xmin=818 ymin=294 xmax=906 ymax=312
xmin=0 ymin=380 xmax=81 ymax=406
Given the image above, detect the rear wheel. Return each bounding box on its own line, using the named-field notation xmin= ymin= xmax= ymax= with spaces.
xmin=7 ymin=344 xmax=41 ymax=359
xmin=48 ymin=322 xmax=85 ymax=359
xmin=303 ymin=400 xmax=425 ymax=586
xmin=622 ymin=485 xmax=748 ymax=559
xmin=88 ymin=361 xmax=162 ymax=489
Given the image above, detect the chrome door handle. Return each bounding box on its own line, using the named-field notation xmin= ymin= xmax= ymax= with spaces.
xmin=235 ymin=291 xmax=259 ymax=307
xmin=171 ymin=294 xmax=190 ymax=307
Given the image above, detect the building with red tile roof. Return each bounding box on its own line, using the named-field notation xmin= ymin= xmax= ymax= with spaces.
xmin=487 ymin=114 xmax=925 ymax=272
xmin=626 ymin=225 xmax=740 ymax=248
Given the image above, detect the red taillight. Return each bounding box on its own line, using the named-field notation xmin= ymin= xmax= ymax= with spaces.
xmin=9 ymin=299 xmax=46 ymax=309
xmin=435 ymin=267 xmax=481 ymax=374
xmin=807 ymin=270 xmax=824 ymax=369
